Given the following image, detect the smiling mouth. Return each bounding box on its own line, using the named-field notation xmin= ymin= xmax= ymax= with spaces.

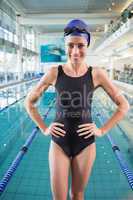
xmin=72 ymin=57 xmax=80 ymax=59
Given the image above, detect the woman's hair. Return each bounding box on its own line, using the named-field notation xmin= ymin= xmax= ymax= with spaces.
xmin=64 ymin=19 xmax=91 ymax=46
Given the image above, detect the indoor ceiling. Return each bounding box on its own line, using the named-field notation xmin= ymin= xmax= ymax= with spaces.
xmin=6 ymin=0 xmax=130 ymax=34
xmin=5 ymin=0 xmax=133 ymax=60
xmin=6 ymin=0 xmax=128 ymax=14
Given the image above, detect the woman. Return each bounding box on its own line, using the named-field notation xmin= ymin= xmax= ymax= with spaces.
xmin=25 ymin=19 xmax=129 ymax=200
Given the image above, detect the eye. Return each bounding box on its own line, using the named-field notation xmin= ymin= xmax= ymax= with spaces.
xmin=68 ymin=43 xmax=74 ymax=48
xmin=78 ymin=44 xmax=85 ymax=49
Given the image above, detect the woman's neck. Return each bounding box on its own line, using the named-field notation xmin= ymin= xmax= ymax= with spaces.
xmin=65 ymin=61 xmax=87 ymax=75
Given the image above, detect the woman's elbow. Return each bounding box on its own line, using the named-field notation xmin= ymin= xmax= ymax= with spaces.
xmin=124 ymin=100 xmax=130 ymax=113
xmin=24 ymin=97 xmax=31 ymax=112
xmin=120 ymin=99 xmax=130 ymax=116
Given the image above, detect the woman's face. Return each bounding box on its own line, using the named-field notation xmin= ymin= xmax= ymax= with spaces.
xmin=65 ymin=36 xmax=88 ymax=65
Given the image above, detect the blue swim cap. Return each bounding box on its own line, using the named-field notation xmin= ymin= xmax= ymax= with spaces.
xmin=64 ymin=19 xmax=90 ymax=46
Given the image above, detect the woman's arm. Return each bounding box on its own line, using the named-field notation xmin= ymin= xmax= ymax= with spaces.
xmin=95 ymin=68 xmax=130 ymax=135
xmin=24 ymin=67 xmax=58 ymax=134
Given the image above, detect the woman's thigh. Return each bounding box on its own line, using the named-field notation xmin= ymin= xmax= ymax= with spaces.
xmin=49 ymin=141 xmax=71 ymax=200
xmin=71 ymin=142 xmax=96 ymax=193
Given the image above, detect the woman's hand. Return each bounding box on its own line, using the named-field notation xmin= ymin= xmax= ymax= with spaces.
xmin=42 ymin=122 xmax=66 ymax=137
xmin=77 ymin=123 xmax=102 ymax=138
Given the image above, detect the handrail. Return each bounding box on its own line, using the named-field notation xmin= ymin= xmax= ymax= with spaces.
xmin=0 ymin=78 xmax=41 ymax=112
xmin=0 ymin=98 xmax=55 ymax=195
xmin=0 ymin=96 xmax=25 ymax=113
xmin=0 ymin=77 xmax=40 ymax=90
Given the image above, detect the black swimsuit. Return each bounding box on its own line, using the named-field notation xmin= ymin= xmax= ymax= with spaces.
xmin=52 ymin=65 xmax=95 ymax=157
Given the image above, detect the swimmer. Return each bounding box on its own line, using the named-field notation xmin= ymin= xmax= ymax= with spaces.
xmin=25 ymin=19 xmax=129 ymax=200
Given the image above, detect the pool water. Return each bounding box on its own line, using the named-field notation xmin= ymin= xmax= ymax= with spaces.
xmin=0 ymin=92 xmax=133 ymax=200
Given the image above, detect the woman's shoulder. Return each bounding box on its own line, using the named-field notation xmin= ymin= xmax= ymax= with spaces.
xmin=91 ymin=66 xmax=109 ymax=87
xmin=39 ymin=65 xmax=60 ymax=86
xmin=46 ymin=65 xmax=61 ymax=77
xmin=47 ymin=65 xmax=62 ymax=86
xmin=49 ymin=65 xmax=59 ymax=73
xmin=91 ymin=66 xmax=108 ymax=78
xmin=91 ymin=66 xmax=107 ymax=72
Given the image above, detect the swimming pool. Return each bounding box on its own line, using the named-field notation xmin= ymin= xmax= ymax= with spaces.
xmin=0 ymin=91 xmax=133 ymax=200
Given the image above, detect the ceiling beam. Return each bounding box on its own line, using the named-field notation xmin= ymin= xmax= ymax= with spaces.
xmin=19 ymin=13 xmax=119 ymax=26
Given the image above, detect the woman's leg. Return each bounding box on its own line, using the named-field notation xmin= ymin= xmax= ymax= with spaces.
xmin=49 ymin=141 xmax=71 ymax=200
xmin=70 ymin=143 xmax=96 ymax=200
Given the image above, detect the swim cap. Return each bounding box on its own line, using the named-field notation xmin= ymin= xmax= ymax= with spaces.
xmin=64 ymin=19 xmax=90 ymax=46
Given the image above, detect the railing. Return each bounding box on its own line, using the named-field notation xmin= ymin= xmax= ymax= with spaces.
xmin=0 ymin=78 xmax=40 ymax=111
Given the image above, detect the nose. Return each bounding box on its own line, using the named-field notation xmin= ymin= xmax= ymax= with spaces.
xmin=72 ymin=45 xmax=79 ymax=55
